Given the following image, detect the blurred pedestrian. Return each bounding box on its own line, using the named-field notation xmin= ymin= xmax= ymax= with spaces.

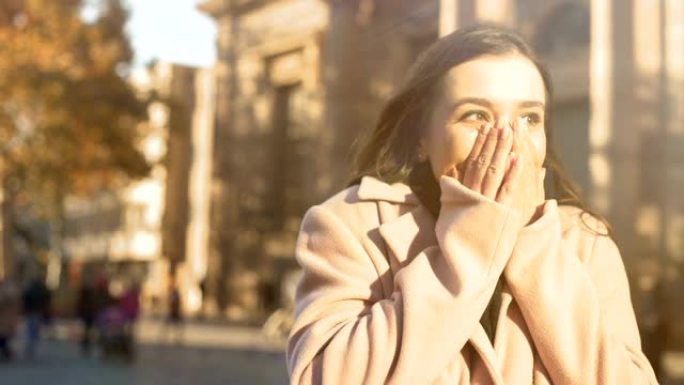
xmin=76 ymin=275 xmax=109 ymax=355
xmin=165 ymin=282 xmax=183 ymax=344
xmin=119 ymin=283 xmax=140 ymax=349
xmin=198 ymin=278 xmax=207 ymax=319
xmin=22 ymin=278 xmax=51 ymax=359
xmin=0 ymin=279 xmax=20 ymax=361
xmin=96 ymin=298 xmax=133 ymax=361
xmin=120 ymin=284 xmax=140 ymax=323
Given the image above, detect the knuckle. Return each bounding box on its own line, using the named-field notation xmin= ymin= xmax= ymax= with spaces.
xmin=497 ymin=141 xmax=510 ymax=151
xmin=474 ymin=155 xmax=488 ymax=168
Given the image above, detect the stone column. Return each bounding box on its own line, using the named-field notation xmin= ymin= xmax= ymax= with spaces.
xmin=439 ymin=0 xmax=458 ymax=36
xmin=209 ymin=12 xmax=240 ymax=315
xmin=589 ymin=0 xmax=614 ymax=215
xmin=324 ymin=0 xmax=372 ymax=190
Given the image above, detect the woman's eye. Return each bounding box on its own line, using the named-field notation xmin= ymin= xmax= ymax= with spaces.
xmin=519 ymin=113 xmax=542 ymax=126
xmin=461 ymin=111 xmax=488 ymax=122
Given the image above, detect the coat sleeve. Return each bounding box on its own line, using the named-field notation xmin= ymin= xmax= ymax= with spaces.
xmin=503 ymin=201 xmax=659 ymax=385
xmin=286 ymin=176 xmax=522 ymax=385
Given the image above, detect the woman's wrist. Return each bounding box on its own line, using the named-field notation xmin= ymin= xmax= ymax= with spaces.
xmin=525 ymin=202 xmax=546 ymax=225
xmin=519 ymin=200 xmax=559 ymax=233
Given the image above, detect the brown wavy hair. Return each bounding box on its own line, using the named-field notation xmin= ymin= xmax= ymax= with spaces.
xmin=348 ymin=25 xmax=611 ymax=237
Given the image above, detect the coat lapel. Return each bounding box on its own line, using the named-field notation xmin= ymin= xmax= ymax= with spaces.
xmin=377 ymin=204 xmax=437 ymax=271
xmin=495 ymin=285 xmax=540 ymax=384
xmin=357 ymin=176 xmax=514 ymax=385
xmin=357 ymin=176 xmax=419 ymax=205
xmin=470 ymin=324 xmax=506 ymax=385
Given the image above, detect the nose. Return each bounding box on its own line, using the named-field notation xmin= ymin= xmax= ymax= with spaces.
xmin=495 ymin=116 xmax=527 ymax=133
xmin=495 ymin=116 xmax=514 ymax=130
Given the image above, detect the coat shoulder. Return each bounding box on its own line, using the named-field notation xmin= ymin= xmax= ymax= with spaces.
xmin=300 ymin=185 xmax=396 ymax=271
xmin=556 ymin=204 xmax=612 ymax=264
xmin=556 ymin=204 xmax=609 ymax=237
xmin=305 ymin=184 xmax=385 ymax=239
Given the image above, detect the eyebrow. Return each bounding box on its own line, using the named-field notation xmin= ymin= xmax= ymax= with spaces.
xmin=451 ymin=97 xmax=545 ymax=110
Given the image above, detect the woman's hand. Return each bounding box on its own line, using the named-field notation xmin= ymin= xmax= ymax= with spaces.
xmin=447 ymin=123 xmax=545 ymax=225
xmin=448 ymin=124 xmax=519 ymax=203
xmin=511 ymin=121 xmax=546 ymax=225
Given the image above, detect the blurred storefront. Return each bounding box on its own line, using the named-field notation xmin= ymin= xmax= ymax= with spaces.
xmin=62 ymin=62 xmax=215 ymax=318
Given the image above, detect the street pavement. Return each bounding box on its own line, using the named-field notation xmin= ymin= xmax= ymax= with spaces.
xmin=0 ymin=318 xmax=288 ymax=385
xmin=1 ymin=317 xmax=683 ymax=385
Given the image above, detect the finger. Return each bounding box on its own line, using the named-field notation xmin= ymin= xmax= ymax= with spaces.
xmin=537 ymin=168 xmax=546 ymax=203
xmin=496 ymin=152 xmax=522 ymax=205
xmin=481 ymin=126 xmax=513 ymax=198
xmin=463 ymin=124 xmax=490 ymax=185
xmin=445 ymin=164 xmax=458 ymax=179
xmin=465 ymin=126 xmax=499 ymax=191
xmin=511 ymin=120 xmax=523 ymax=153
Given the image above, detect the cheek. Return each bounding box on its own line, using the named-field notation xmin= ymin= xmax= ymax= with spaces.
xmin=530 ymin=131 xmax=547 ymax=166
xmin=426 ymin=124 xmax=478 ymax=174
xmin=453 ymin=129 xmax=477 ymax=165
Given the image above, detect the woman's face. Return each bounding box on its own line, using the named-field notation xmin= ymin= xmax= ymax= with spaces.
xmin=421 ymin=54 xmax=547 ymax=179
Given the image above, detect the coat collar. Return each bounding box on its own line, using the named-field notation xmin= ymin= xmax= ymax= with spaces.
xmin=356 ymin=176 xmax=420 ymax=205
xmin=360 ymin=175 xmax=506 ymax=384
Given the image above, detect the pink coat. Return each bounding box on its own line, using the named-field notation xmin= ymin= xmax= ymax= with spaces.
xmin=286 ymin=175 xmax=659 ymax=385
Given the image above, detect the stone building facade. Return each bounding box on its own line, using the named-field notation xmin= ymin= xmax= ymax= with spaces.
xmin=199 ymin=0 xmax=440 ymax=320
xmin=200 ymin=0 xmax=684 ymax=346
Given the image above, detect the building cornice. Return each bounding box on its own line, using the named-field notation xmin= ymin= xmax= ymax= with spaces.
xmin=197 ymin=0 xmax=228 ymax=17
xmin=197 ymin=0 xmax=276 ymax=18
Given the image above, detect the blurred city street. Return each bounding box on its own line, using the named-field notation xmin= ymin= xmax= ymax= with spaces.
xmin=0 ymin=318 xmax=288 ymax=385
xmin=1 ymin=0 xmax=684 ymax=383
xmin=1 ymin=317 xmax=684 ymax=384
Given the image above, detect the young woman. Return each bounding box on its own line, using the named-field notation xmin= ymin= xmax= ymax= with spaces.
xmin=286 ymin=26 xmax=658 ymax=385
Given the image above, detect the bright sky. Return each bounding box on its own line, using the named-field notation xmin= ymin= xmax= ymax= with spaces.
xmin=124 ymin=0 xmax=217 ymax=68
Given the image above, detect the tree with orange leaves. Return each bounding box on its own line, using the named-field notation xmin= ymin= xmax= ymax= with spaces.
xmin=0 ymin=0 xmax=150 ymax=277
